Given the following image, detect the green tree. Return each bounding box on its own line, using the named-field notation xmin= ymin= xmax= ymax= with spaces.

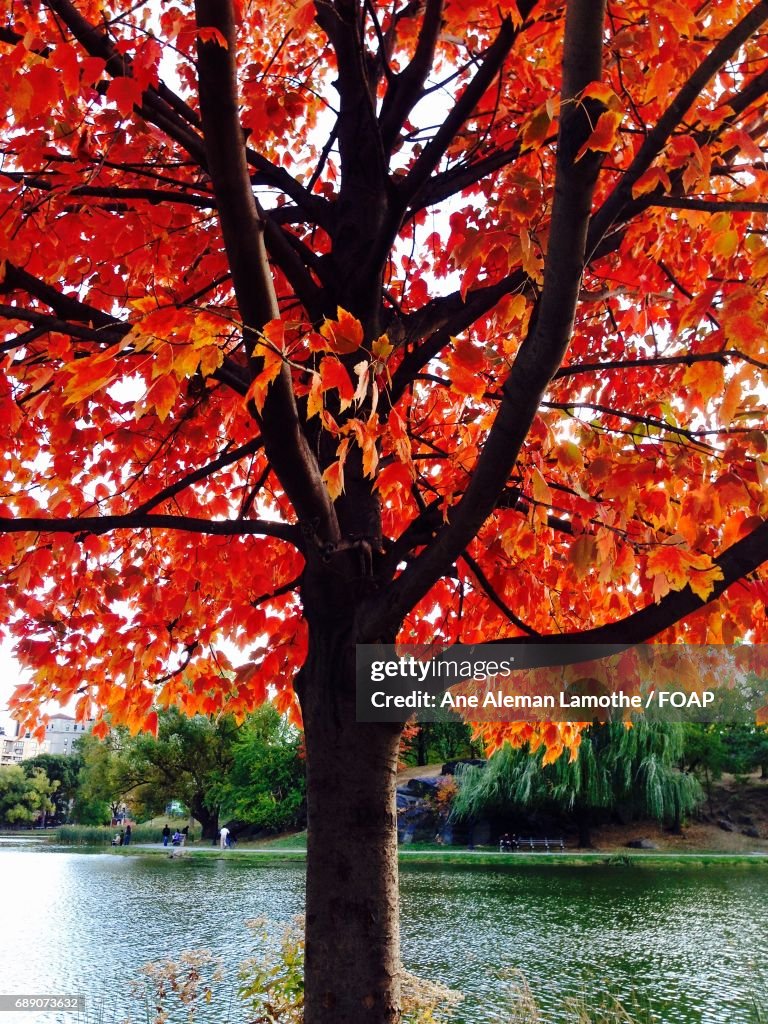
xmin=115 ymin=709 xmax=241 ymax=839
xmin=403 ymin=723 xmax=483 ymax=768
xmin=453 ymin=721 xmax=702 ymax=847
xmin=23 ymin=753 xmax=83 ymax=823
xmin=74 ymin=731 xmax=130 ymax=823
xmin=0 ymin=766 xmax=57 ymax=826
xmin=211 ymin=707 xmax=306 ymax=833
xmin=682 ymin=724 xmax=727 ymax=810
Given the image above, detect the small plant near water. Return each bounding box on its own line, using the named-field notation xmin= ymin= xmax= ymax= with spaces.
xmin=129 ymin=950 xmax=226 ymax=1024
xmin=505 ymin=970 xmax=658 ymax=1024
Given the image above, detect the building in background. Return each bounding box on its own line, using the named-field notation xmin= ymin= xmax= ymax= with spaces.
xmin=43 ymin=715 xmax=94 ymax=756
xmin=0 ymin=731 xmax=44 ymax=765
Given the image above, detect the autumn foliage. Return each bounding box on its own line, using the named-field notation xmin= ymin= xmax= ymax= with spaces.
xmin=0 ymin=1 xmax=767 ymax=761
xmin=4 ymin=1 xmax=768 ymax=1020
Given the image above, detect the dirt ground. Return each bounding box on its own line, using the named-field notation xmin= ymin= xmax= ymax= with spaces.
xmin=593 ymin=772 xmax=768 ymax=854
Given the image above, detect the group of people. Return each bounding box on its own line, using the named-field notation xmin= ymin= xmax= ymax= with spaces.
xmin=158 ymin=823 xmax=234 ymax=847
xmin=111 ymin=824 xmax=132 ymax=846
xmin=161 ymin=824 xmax=189 ymax=847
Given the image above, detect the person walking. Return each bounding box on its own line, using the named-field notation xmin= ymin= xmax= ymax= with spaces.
xmin=219 ymin=825 xmax=230 ymax=850
xmin=124 ymin=824 xmax=132 ymax=847
xmin=162 ymin=824 xmax=170 ymax=847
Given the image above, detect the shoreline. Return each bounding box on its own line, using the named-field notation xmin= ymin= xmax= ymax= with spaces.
xmin=7 ymin=838 xmax=767 ymax=869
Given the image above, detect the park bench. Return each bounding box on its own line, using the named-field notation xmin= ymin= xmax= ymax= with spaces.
xmin=499 ymin=837 xmax=565 ymax=852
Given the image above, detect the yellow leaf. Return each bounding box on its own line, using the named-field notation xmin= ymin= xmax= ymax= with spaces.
xmin=682 ymin=361 xmax=724 ymax=404
xmin=145 ymin=374 xmax=178 ymax=422
xmin=319 ymin=307 xmax=364 ymax=354
xmin=569 ymin=535 xmax=597 ymax=578
xmin=530 ymin=467 xmax=552 ymax=506
xmin=714 ymin=229 xmax=739 ymax=258
xmin=371 ymin=335 xmax=393 ymax=360
xmin=521 ymin=102 xmax=554 ymax=152
xmin=63 ymin=349 xmax=119 ymax=406
xmin=580 ymin=81 xmax=622 ymax=111
xmin=631 ymin=167 xmax=671 ymax=199
xmin=555 ymin=441 xmax=584 ymax=470
xmin=323 ymin=461 xmax=345 ymax=500
xmin=306 ymin=372 xmax=323 ymax=419
xmin=245 ymin=346 xmax=284 ymax=414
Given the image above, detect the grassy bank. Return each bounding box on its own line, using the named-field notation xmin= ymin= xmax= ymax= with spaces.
xmin=93 ymin=840 xmax=768 ymax=871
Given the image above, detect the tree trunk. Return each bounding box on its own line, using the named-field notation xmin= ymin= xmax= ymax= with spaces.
xmin=297 ymin=625 xmax=403 ymax=1024
xmin=416 ymin=726 xmax=428 ymax=767
xmin=190 ymin=798 xmax=219 ymax=841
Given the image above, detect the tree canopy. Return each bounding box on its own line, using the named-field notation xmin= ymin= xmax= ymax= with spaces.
xmin=2 ymin=1 xmax=768 ymax=1021
xmin=22 ymin=751 xmax=82 ymax=821
xmin=0 ymin=764 xmax=56 ymax=825
xmin=2 ymin=0 xmax=767 ymax=751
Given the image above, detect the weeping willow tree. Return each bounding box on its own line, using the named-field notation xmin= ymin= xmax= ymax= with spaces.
xmin=453 ymin=721 xmax=703 ymax=848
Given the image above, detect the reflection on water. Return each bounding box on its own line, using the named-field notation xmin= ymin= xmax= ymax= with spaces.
xmin=0 ymin=842 xmax=766 ymax=1024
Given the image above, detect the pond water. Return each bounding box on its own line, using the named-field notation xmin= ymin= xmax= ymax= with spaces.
xmin=0 ymin=839 xmax=766 ymax=1024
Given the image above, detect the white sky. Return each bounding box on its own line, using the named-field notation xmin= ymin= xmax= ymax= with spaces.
xmin=0 ymin=640 xmax=29 ymax=735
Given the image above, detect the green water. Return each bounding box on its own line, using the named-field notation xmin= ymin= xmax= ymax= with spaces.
xmin=0 ymin=838 xmax=766 ymax=1023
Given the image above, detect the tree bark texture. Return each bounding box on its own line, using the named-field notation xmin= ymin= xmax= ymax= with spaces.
xmin=298 ymin=624 xmax=403 ymax=1024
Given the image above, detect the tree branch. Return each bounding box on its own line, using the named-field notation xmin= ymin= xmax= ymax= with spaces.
xmin=588 ymin=0 xmax=768 ymax=250
xmin=407 ymin=140 xmax=524 ymax=214
xmin=492 ymin=519 xmax=768 ymax=650
xmin=0 ymin=514 xmax=300 ymax=544
xmin=3 ymin=173 xmax=217 ymax=209
xmin=194 ymin=0 xmax=338 ymax=542
xmin=554 ymin=349 xmax=768 ymax=380
xmin=460 ymin=549 xmax=540 ymax=636
xmin=131 ymin=438 xmax=265 ymax=515
xmin=396 ymin=17 xmax=518 ymax=207
xmin=649 ymin=196 xmax=768 ymax=215
xmin=378 ymin=0 xmax=445 ymax=152
xmin=363 ymin=0 xmax=609 ymax=638
xmin=37 ymin=1 xmax=326 ymax=218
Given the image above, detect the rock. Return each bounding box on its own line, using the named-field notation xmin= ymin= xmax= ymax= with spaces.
xmin=737 ymin=815 xmax=755 ymax=826
xmin=718 ymin=819 xmax=735 ymax=832
xmin=626 ymin=839 xmax=658 ymax=850
xmin=742 ymin=827 xmax=760 ymax=839
xmin=402 ymin=778 xmax=439 ymax=798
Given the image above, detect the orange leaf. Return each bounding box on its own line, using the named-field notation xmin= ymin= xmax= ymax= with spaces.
xmin=196 ymin=26 xmax=229 ymax=48
xmin=319 ymin=307 xmax=364 ymax=354
xmin=320 ymin=357 xmax=355 ymax=408
xmin=576 ymin=110 xmax=623 ymax=160
xmin=323 ymin=460 xmax=345 ymax=500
